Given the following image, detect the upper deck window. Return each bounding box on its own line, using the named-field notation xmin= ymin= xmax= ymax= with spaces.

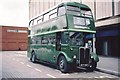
xmin=66 ymin=5 xmax=80 ymax=16
xmin=58 ymin=6 xmax=66 ymax=16
xmin=37 ymin=16 xmax=43 ymax=24
xmin=81 ymin=8 xmax=92 ymax=17
xmin=49 ymin=8 xmax=57 ymax=19
xmin=43 ymin=13 xmax=49 ymax=22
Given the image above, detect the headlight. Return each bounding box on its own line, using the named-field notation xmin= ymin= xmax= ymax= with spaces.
xmin=73 ymin=55 xmax=76 ymax=59
xmin=91 ymin=56 xmax=93 ymax=58
xmin=70 ymin=48 xmax=73 ymax=51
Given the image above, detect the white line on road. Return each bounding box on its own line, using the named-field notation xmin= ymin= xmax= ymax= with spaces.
xmin=61 ymin=73 xmax=69 ymax=76
xmin=35 ymin=68 xmax=42 ymax=72
xmin=16 ymin=59 xmax=19 ymax=62
xmin=20 ymin=62 xmax=24 ymax=64
xmin=99 ymin=76 xmax=105 ymax=78
xmin=47 ymin=74 xmax=56 ymax=78
xmin=94 ymin=76 xmax=100 ymax=78
xmin=12 ymin=58 xmax=15 ymax=60
xmin=26 ymin=64 xmax=32 ymax=68
xmin=55 ymin=70 xmax=59 ymax=72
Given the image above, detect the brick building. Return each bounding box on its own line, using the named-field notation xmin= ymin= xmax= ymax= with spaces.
xmin=0 ymin=26 xmax=28 ymax=51
xmin=29 ymin=0 xmax=120 ymax=57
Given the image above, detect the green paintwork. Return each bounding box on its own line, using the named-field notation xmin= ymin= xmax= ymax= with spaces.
xmin=90 ymin=52 xmax=99 ymax=62
xmin=28 ymin=2 xmax=99 ymax=66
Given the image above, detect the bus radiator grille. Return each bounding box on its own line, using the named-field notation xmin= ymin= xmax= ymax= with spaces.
xmin=79 ymin=48 xmax=90 ymax=65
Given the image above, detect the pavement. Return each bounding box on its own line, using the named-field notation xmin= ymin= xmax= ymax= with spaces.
xmin=96 ymin=56 xmax=120 ymax=77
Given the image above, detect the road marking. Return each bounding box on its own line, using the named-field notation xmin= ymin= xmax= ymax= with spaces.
xmin=26 ymin=64 xmax=32 ymax=68
xmin=99 ymin=76 xmax=105 ymax=78
xmin=16 ymin=59 xmax=19 ymax=62
xmin=61 ymin=73 xmax=69 ymax=76
xmin=20 ymin=62 xmax=24 ymax=64
xmin=94 ymin=76 xmax=100 ymax=78
xmin=35 ymin=68 xmax=42 ymax=72
xmin=88 ymin=77 xmax=92 ymax=78
xmin=55 ymin=70 xmax=59 ymax=72
xmin=12 ymin=58 xmax=15 ymax=60
xmin=47 ymin=74 xmax=56 ymax=78
xmin=74 ymin=73 xmax=78 ymax=75
xmin=103 ymin=76 xmax=113 ymax=78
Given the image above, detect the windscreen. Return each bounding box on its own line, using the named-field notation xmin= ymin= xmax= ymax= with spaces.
xmin=66 ymin=5 xmax=80 ymax=16
xmin=81 ymin=8 xmax=92 ymax=17
xmin=61 ymin=32 xmax=94 ymax=46
xmin=66 ymin=5 xmax=92 ymax=18
xmin=74 ymin=17 xmax=90 ymax=29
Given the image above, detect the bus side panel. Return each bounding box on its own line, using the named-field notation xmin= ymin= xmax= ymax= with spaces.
xmin=31 ymin=15 xmax=67 ymax=34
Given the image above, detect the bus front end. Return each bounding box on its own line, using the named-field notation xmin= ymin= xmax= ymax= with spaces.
xmin=60 ymin=2 xmax=99 ymax=72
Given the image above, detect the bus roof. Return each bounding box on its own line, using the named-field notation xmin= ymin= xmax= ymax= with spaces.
xmin=58 ymin=2 xmax=90 ymax=9
xmin=29 ymin=2 xmax=90 ymax=22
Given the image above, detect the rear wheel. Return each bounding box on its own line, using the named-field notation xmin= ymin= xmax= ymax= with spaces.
xmin=58 ymin=56 xmax=70 ymax=73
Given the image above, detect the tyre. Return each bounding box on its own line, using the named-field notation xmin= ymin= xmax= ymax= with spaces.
xmin=58 ymin=56 xmax=70 ymax=73
xmin=30 ymin=52 xmax=36 ymax=63
xmin=87 ymin=59 xmax=97 ymax=72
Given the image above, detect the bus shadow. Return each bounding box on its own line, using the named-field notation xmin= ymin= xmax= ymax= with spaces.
xmin=32 ymin=61 xmax=93 ymax=73
xmin=69 ymin=67 xmax=94 ymax=73
xmin=33 ymin=61 xmax=57 ymax=69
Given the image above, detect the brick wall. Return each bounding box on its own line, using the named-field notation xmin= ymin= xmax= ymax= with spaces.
xmin=1 ymin=26 xmax=28 ymax=51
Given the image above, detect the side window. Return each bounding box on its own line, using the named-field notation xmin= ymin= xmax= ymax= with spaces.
xmin=48 ymin=36 xmax=55 ymax=44
xmin=29 ymin=20 xmax=34 ymax=27
xmin=34 ymin=19 xmax=38 ymax=25
xmin=37 ymin=16 xmax=43 ymax=24
xmin=41 ymin=36 xmax=49 ymax=44
xmin=36 ymin=37 xmax=42 ymax=44
xmin=31 ymin=37 xmax=37 ymax=44
xmin=58 ymin=6 xmax=66 ymax=16
xmin=43 ymin=13 xmax=49 ymax=22
xmin=49 ymin=8 xmax=57 ymax=19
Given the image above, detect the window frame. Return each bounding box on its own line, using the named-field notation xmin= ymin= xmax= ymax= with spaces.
xmin=57 ymin=5 xmax=66 ymax=16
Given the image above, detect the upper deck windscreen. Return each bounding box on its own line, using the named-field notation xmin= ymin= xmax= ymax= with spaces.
xmin=66 ymin=5 xmax=92 ymax=18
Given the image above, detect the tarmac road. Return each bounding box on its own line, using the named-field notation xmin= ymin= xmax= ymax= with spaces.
xmin=1 ymin=51 xmax=119 ymax=78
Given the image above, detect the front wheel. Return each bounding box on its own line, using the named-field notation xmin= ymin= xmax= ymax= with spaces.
xmin=87 ymin=59 xmax=97 ymax=72
xmin=58 ymin=56 xmax=70 ymax=73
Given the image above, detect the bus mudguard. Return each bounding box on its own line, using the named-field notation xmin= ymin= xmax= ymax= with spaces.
xmin=58 ymin=51 xmax=73 ymax=63
xmin=91 ymin=52 xmax=99 ymax=62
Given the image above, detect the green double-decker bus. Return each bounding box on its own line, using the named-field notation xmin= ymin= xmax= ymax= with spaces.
xmin=28 ymin=2 xmax=99 ymax=73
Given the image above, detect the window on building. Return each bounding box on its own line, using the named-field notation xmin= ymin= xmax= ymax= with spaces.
xmin=18 ymin=30 xmax=27 ymax=33
xmin=7 ymin=29 xmax=17 ymax=32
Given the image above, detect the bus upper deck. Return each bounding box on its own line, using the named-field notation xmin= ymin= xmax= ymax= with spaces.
xmin=29 ymin=2 xmax=95 ymax=36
